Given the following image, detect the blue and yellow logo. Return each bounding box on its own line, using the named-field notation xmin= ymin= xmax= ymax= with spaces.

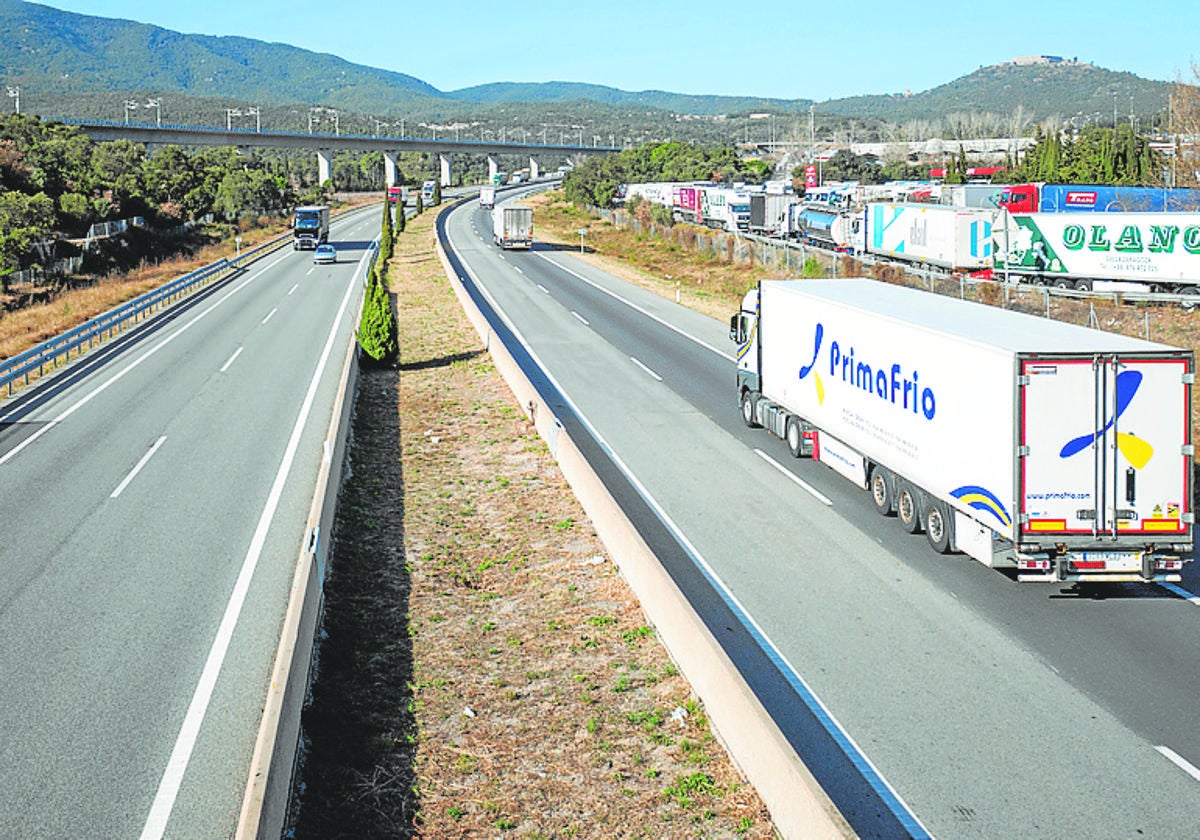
xmin=1059 ymin=370 xmax=1153 ymax=469
xmin=797 ymin=323 xmax=826 ymax=404
xmin=951 ymin=485 xmax=1012 ymax=528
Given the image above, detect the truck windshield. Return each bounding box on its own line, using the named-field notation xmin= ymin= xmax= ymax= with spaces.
xmin=295 ymin=213 xmax=320 ymax=228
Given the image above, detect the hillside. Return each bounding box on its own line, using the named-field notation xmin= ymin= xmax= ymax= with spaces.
xmin=0 ymin=0 xmax=1182 ymax=139
xmin=821 ymin=61 xmax=1171 ymax=125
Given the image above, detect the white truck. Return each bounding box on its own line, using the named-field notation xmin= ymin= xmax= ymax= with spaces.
xmin=422 ymin=180 xmax=438 ymax=205
xmin=731 ymin=278 xmax=1194 ymax=584
xmin=292 ymin=205 xmax=330 ymax=250
xmin=994 ymin=211 xmax=1200 ymax=293
xmin=863 ymin=202 xmax=996 ymax=271
xmin=492 ymin=204 xmax=534 ymax=249
xmin=480 ymin=185 xmax=496 ymax=209
xmin=749 ymin=193 xmax=798 ymax=237
xmin=701 ymin=187 xmax=751 ymax=232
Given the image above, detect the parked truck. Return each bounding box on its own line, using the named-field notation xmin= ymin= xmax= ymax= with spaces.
xmin=994 ymin=210 xmax=1200 ymax=292
xmin=731 ymin=278 xmax=1193 ymax=583
xmin=789 ymin=204 xmax=863 ymax=252
xmin=749 ymin=193 xmax=798 ymax=237
xmin=861 ymin=202 xmax=996 ymax=270
xmin=701 ymin=187 xmax=751 ymax=232
xmin=997 ymin=183 xmax=1200 ymax=214
xmin=480 ymin=185 xmax=496 ymax=209
xmin=492 ymin=204 xmax=534 ymax=249
xmin=292 ymin=205 xmax=330 ymax=250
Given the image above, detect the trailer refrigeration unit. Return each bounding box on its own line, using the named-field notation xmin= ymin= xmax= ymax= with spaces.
xmin=863 ymin=202 xmax=996 ymax=271
xmin=292 ymin=205 xmax=330 ymax=250
xmin=492 ymin=204 xmax=534 ymax=249
xmin=731 ymin=278 xmax=1194 ymax=584
xmin=994 ymin=211 xmax=1200 ymax=292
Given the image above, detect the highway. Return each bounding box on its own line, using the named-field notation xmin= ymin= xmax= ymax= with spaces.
xmin=0 ymin=207 xmax=375 ymax=838
xmin=443 ymin=193 xmax=1200 ymax=838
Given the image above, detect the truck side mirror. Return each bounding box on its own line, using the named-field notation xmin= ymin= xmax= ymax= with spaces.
xmin=729 ymin=314 xmax=744 ymax=343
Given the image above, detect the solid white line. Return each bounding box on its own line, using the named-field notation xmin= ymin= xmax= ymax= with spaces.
xmin=535 ymin=251 xmax=732 ymax=360
xmin=536 ymin=284 xmax=549 ymax=294
xmin=287 ymin=283 xmax=299 ymax=296
xmin=219 ymin=347 xmax=244 ymax=374
xmin=446 ymin=207 xmax=929 ymax=837
xmin=110 ymin=436 xmax=167 ymax=499
xmin=261 ymin=307 xmax=278 ymax=325
xmin=138 ymin=267 xmax=360 ymax=840
xmin=755 ymin=449 xmax=834 ymax=505
xmin=0 ymin=252 xmax=290 ymax=468
xmin=571 ymin=311 xmax=590 ymax=326
xmin=1158 ymin=581 xmax=1200 ymax=604
xmin=513 ymin=266 xmax=524 ymax=275
xmin=630 ymin=356 xmax=662 ymax=381
xmin=1158 ymin=746 xmax=1200 ymax=782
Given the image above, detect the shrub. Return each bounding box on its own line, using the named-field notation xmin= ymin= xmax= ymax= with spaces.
xmin=356 ymin=267 xmax=398 ymax=366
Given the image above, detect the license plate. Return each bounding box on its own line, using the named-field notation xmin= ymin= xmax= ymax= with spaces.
xmin=1076 ymin=551 xmax=1142 ymax=571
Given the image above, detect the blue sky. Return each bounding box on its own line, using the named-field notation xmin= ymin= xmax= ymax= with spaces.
xmin=34 ymin=0 xmax=1200 ymax=101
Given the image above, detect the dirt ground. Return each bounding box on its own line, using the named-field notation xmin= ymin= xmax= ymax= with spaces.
xmin=288 ymin=205 xmax=777 ymax=838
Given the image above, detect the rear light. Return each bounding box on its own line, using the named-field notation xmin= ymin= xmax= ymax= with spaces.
xmin=1156 ymin=559 xmax=1184 ymax=572
xmin=1017 ymin=559 xmax=1052 ymax=571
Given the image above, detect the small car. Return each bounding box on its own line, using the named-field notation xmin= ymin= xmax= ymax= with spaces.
xmin=313 ymin=243 xmax=336 ymax=264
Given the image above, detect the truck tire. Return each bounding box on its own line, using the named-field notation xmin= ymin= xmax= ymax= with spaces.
xmin=896 ymin=482 xmax=921 ymax=533
xmin=1074 ymin=279 xmax=1092 ymax=292
xmin=869 ymin=466 xmax=894 ymax=515
xmin=924 ymin=501 xmax=954 ymax=554
xmin=740 ymin=390 xmax=760 ymax=428
xmin=785 ymin=417 xmax=804 ymax=458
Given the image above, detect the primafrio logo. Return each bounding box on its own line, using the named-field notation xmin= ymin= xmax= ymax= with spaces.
xmin=797 ymin=322 xmax=936 ymax=419
xmin=1059 ymin=369 xmax=1154 ymax=469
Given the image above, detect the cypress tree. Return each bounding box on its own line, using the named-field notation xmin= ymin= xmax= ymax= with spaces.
xmin=432 ymin=180 xmax=442 ymax=205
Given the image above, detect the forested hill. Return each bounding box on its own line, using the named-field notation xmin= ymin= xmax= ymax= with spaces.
xmin=0 ymin=0 xmax=1179 ymax=126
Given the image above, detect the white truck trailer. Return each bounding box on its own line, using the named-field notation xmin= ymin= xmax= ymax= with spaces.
xmin=864 ymin=202 xmax=996 ymax=271
xmin=492 ymin=204 xmax=534 ymax=249
xmin=479 ymin=185 xmax=496 ymax=209
xmin=731 ymin=278 xmax=1194 ymax=583
xmin=994 ymin=211 xmax=1200 ymax=292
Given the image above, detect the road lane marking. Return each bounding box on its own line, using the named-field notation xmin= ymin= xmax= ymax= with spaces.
xmin=1158 ymin=746 xmax=1200 ymax=782
xmin=261 ymin=307 xmax=278 ymax=325
xmin=0 ymin=252 xmax=291 ymax=468
xmin=219 ymin=347 xmax=244 ymax=374
xmin=137 ymin=258 xmax=361 ymax=840
xmin=630 ymin=356 xmax=662 ymax=381
xmin=535 ymin=251 xmax=732 ymax=360
xmin=513 ymin=266 xmax=524 ymax=275
xmin=1158 ymin=581 xmax=1200 ymax=604
xmin=288 ymin=283 xmax=299 ymax=295
xmin=110 ymin=435 xmax=167 ymax=499
xmin=571 ymin=311 xmax=590 ymax=326
xmin=755 ymin=449 xmax=834 ymax=505
xmin=536 ymin=284 xmax=549 ymax=294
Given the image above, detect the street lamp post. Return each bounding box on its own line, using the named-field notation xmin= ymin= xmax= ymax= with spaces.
xmin=246 ymin=106 xmax=261 ymax=132
xmin=6 ymin=85 xmax=20 ymax=114
xmin=372 ymin=118 xmax=387 ymax=136
xmin=124 ymin=99 xmax=139 ymax=123
xmin=144 ymin=97 xmax=161 ymax=127
xmin=226 ymin=108 xmax=242 ymax=131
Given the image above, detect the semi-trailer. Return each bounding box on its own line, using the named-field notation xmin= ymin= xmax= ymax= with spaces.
xmin=997 ymin=183 xmax=1200 ymax=214
xmin=861 ymin=202 xmax=996 ymax=270
xmin=789 ymin=204 xmax=863 ymax=252
xmin=749 ymin=193 xmax=798 ymax=237
xmin=993 ymin=211 xmax=1200 ymax=292
xmin=292 ymin=205 xmax=330 ymax=250
xmin=700 ymin=187 xmax=751 ymax=232
xmin=731 ymin=278 xmax=1193 ymax=583
xmin=480 ymin=185 xmax=496 ymax=209
xmin=492 ymin=204 xmax=534 ymax=249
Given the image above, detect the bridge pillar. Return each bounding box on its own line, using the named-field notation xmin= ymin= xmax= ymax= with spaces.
xmin=317 ymin=149 xmax=332 ymax=187
xmin=439 ymin=153 xmax=452 ymax=188
xmin=487 ymin=156 xmax=499 ymax=184
xmin=384 ymin=152 xmax=398 ymax=187
xmin=529 ymin=157 xmax=540 ymax=180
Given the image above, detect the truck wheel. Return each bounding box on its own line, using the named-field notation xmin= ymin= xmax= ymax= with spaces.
xmin=1074 ymin=279 xmax=1093 ymax=292
xmin=740 ymin=390 xmax=760 ymax=428
xmin=924 ymin=502 xmax=954 ymax=554
xmin=785 ymin=418 xmax=804 ymax=458
xmin=897 ymin=483 xmax=921 ymax=533
xmin=869 ymin=466 xmax=894 ymax=515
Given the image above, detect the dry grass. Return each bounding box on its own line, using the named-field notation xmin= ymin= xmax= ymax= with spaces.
xmin=291 ymin=205 xmax=776 ymax=838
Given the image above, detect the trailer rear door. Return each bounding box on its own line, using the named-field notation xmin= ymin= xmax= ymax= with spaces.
xmin=1020 ymin=355 xmax=1192 ymax=541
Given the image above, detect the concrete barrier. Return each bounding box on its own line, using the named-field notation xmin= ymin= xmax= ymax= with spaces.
xmin=435 ymin=231 xmax=853 ymax=840
xmin=234 ymin=327 xmax=360 ymax=840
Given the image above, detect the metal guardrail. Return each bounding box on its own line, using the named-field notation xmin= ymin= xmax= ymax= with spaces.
xmin=0 ymin=229 xmax=295 ymax=397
